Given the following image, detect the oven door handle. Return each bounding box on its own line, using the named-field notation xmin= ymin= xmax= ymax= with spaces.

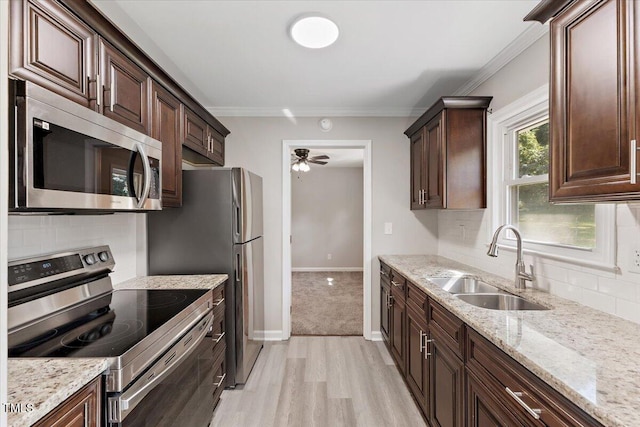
xmin=110 ymin=312 xmax=213 ymax=422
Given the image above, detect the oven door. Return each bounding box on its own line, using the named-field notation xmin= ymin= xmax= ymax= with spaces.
xmin=12 ymin=81 xmax=162 ymax=212
xmin=107 ymin=312 xmax=214 ymax=426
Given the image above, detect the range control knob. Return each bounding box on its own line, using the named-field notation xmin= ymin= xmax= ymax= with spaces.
xmin=98 ymin=251 xmax=110 ymax=262
xmin=84 ymin=254 xmax=97 ymax=265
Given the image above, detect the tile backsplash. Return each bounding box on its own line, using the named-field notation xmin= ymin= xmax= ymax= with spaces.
xmin=8 ymin=214 xmax=145 ymax=285
xmin=437 ymin=204 xmax=640 ymax=324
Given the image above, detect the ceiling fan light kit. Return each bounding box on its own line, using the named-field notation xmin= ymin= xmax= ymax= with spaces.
xmin=291 ymin=148 xmax=330 ymax=172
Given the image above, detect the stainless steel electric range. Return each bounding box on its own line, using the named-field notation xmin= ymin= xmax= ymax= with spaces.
xmin=8 ymin=246 xmax=216 ymax=426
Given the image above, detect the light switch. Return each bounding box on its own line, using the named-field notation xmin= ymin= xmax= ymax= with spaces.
xmin=384 ymin=222 xmax=393 ymax=235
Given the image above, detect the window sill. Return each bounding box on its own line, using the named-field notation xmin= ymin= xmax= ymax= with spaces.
xmin=493 ymin=243 xmax=620 ymax=273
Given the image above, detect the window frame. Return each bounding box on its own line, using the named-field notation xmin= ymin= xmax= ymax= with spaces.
xmin=489 ymin=85 xmax=617 ymax=270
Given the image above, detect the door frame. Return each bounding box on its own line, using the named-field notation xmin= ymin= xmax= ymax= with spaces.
xmin=282 ymin=139 xmax=372 ymax=340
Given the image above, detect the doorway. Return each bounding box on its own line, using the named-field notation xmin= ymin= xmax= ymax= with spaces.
xmin=282 ymin=140 xmax=372 ymax=340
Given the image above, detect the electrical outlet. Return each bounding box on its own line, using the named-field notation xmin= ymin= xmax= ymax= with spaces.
xmin=630 ymin=248 xmax=640 ymax=274
xmin=327 ymin=253 xmax=332 ymax=260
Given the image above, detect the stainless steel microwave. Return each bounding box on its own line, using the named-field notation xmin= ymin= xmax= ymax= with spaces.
xmin=9 ymin=80 xmax=162 ymax=213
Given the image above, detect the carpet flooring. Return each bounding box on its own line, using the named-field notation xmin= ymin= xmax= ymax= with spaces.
xmin=291 ymin=271 xmax=363 ymax=336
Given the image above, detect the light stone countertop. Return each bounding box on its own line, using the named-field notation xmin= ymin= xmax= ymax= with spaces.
xmin=379 ymin=254 xmax=640 ymax=427
xmin=8 ymin=274 xmax=227 ymax=427
xmin=7 ymin=359 xmax=109 ymax=427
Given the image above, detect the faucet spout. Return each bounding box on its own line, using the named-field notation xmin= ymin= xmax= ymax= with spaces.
xmin=487 ymin=224 xmax=533 ymax=290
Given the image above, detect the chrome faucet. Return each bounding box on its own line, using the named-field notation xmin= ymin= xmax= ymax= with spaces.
xmin=487 ymin=224 xmax=534 ymax=290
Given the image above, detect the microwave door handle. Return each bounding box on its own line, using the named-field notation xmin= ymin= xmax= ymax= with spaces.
xmin=135 ymin=142 xmax=152 ymax=209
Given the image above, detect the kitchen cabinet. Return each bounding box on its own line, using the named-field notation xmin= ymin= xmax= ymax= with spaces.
xmin=429 ymin=325 xmax=464 ymax=427
xmin=379 ymin=262 xmax=392 ymax=345
xmin=183 ymin=106 xmax=225 ymax=166
xmin=33 ymin=377 xmax=101 ymax=427
xmin=99 ymin=38 xmax=150 ymax=135
xmin=150 ymin=81 xmax=183 ymax=207
xmin=404 ymin=96 xmax=492 ymax=210
xmin=9 ymin=0 xmax=97 ymax=109
xmin=389 ymin=270 xmax=406 ymax=373
xmin=526 ymin=0 xmax=640 ymax=202
xmin=211 ymin=284 xmax=227 ymax=392
xmin=466 ymin=369 xmax=522 ymax=427
xmin=466 ymin=327 xmax=604 ymax=427
xmin=406 ymin=304 xmax=429 ymax=414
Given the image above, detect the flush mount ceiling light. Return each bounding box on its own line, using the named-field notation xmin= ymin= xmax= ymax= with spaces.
xmin=290 ymin=15 xmax=339 ymax=49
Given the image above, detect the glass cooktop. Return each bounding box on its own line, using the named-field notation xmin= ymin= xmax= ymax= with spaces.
xmin=9 ymin=289 xmax=208 ymax=358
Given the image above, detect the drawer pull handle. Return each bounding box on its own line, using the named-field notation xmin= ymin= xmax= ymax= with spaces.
xmin=631 ymin=139 xmax=640 ymax=184
xmin=388 ymin=295 xmax=394 ymax=307
xmin=214 ymin=331 xmax=226 ymax=344
xmin=380 ymin=270 xmax=389 ymax=277
xmin=419 ymin=331 xmax=427 ymax=353
xmin=505 ymin=387 xmax=541 ymax=420
xmin=214 ymin=373 xmax=227 ymax=388
xmin=424 ymin=338 xmax=433 ymax=359
xmin=213 ymin=298 xmax=225 ymax=307
xmin=391 ymin=280 xmax=402 ymax=288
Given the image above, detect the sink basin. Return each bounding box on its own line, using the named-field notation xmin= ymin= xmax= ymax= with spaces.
xmin=455 ymin=293 xmax=549 ymax=311
xmin=428 ymin=277 xmax=504 ymax=294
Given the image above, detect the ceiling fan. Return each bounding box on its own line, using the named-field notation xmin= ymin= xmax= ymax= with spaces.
xmin=291 ymin=148 xmax=329 ymax=172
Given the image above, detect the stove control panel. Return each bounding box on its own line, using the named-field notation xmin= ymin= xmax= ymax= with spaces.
xmin=8 ymin=245 xmax=115 ymax=288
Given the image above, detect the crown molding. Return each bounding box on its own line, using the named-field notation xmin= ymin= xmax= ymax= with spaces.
xmin=453 ymin=22 xmax=549 ymax=96
xmin=205 ymin=106 xmax=423 ymax=118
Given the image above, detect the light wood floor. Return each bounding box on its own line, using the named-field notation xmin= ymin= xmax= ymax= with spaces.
xmin=210 ymin=336 xmax=427 ymax=427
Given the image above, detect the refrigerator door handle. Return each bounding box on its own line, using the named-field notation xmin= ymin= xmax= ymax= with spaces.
xmin=235 ymin=252 xmax=241 ymax=282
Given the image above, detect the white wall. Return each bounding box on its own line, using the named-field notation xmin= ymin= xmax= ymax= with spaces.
xmin=292 ymin=167 xmax=363 ymax=269
xmin=8 ymin=214 xmax=146 ymax=285
xmin=223 ymin=116 xmax=439 ymax=336
xmin=438 ymin=32 xmax=640 ymax=324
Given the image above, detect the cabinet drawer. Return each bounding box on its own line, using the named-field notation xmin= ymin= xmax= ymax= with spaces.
xmin=212 ymin=344 xmax=227 ymax=404
xmin=466 ymin=328 xmax=603 ymax=427
xmin=406 ymin=281 xmax=427 ymax=318
xmin=210 ymin=308 xmax=226 ymax=351
xmin=390 ymin=270 xmax=406 ymax=298
xmin=212 ymin=284 xmax=225 ymax=310
xmin=380 ymin=262 xmax=391 ymax=285
xmin=427 ymin=299 xmax=464 ymax=358
xmin=34 ymin=376 xmax=101 ymax=427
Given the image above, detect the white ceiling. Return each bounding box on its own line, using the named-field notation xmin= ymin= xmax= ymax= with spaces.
xmin=91 ymin=0 xmax=541 ymax=117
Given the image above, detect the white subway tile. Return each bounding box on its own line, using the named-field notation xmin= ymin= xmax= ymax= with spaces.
xmin=580 ymin=289 xmax=616 ymax=314
xmin=615 ymin=299 xmax=640 ymax=323
xmin=598 ymin=277 xmax=637 ymax=300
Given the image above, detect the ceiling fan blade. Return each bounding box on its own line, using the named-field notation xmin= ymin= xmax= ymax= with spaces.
xmin=310 ymin=155 xmax=330 ymax=160
xmin=308 ymin=160 xmax=328 ymax=165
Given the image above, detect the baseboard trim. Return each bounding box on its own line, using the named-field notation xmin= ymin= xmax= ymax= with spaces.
xmin=254 ymin=330 xmax=285 ymax=341
xmin=291 ymin=267 xmax=364 ymax=272
xmin=370 ymin=331 xmax=383 ymax=342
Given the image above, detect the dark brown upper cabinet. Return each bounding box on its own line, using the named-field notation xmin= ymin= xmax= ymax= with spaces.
xmin=183 ymin=106 xmax=225 ymax=166
xmin=526 ymin=0 xmax=640 ymax=202
xmin=151 ymin=81 xmax=182 ymax=207
xmin=9 ymin=0 xmax=97 ymax=108
xmin=99 ymin=38 xmax=150 ymax=135
xmin=405 ymin=97 xmax=492 ymax=210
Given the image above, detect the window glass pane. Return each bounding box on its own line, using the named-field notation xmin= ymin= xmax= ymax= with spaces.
xmin=517 ymin=121 xmax=549 ymax=177
xmin=514 ymin=182 xmax=595 ymax=248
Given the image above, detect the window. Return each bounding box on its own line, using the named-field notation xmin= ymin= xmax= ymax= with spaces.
xmin=492 ymin=86 xmax=616 ymax=269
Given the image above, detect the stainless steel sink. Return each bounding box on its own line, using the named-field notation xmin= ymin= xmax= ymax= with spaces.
xmin=454 ymin=293 xmax=549 ymax=311
xmin=428 ymin=277 xmax=504 ymax=294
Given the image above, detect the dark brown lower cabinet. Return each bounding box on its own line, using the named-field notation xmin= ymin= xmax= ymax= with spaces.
xmin=467 ymin=370 xmax=522 ymax=427
xmin=429 ymin=327 xmax=464 ymax=427
xmin=33 ymin=376 xmax=101 ymax=427
xmin=406 ymin=306 xmax=429 ymax=414
xmin=390 ymin=288 xmax=406 ymax=373
xmin=380 ymin=279 xmax=391 ymax=345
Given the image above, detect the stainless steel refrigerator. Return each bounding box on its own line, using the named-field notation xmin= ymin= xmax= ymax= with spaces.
xmin=147 ymin=168 xmax=264 ymax=387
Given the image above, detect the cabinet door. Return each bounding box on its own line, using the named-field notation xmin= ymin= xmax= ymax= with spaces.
xmin=150 ymin=81 xmax=182 ymax=207
xmin=380 ymin=282 xmax=391 ymax=345
xmin=429 ymin=328 xmax=464 ymax=427
xmin=208 ymin=126 xmax=225 ymax=166
xmin=406 ymin=307 xmax=429 ymax=414
xmin=425 ymin=113 xmax=444 ymax=208
xmin=410 ymin=128 xmax=427 ymax=210
xmin=390 ymin=293 xmax=406 ymax=373
xmin=99 ymin=38 xmax=150 ymax=134
xmin=33 ymin=377 xmax=101 ymax=427
xmin=10 ymin=0 xmax=96 ymax=108
xmin=183 ymin=106 xmax=209 ymax=154
xmin=550 ymin=0 xmax=640 ymax=201
xmin=467 ymin=370 xmax=523 ymax=427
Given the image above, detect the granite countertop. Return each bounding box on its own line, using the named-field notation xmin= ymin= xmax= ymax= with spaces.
xmin=114 ymin=274 xmax=228 ymax=290
xmin=379 ymin=255 xmax=640 ymax=427
xmin=7 ymin=359 xmax=109 ymax=427
xmin=8 ymin=274 xmax=227 ymax=426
